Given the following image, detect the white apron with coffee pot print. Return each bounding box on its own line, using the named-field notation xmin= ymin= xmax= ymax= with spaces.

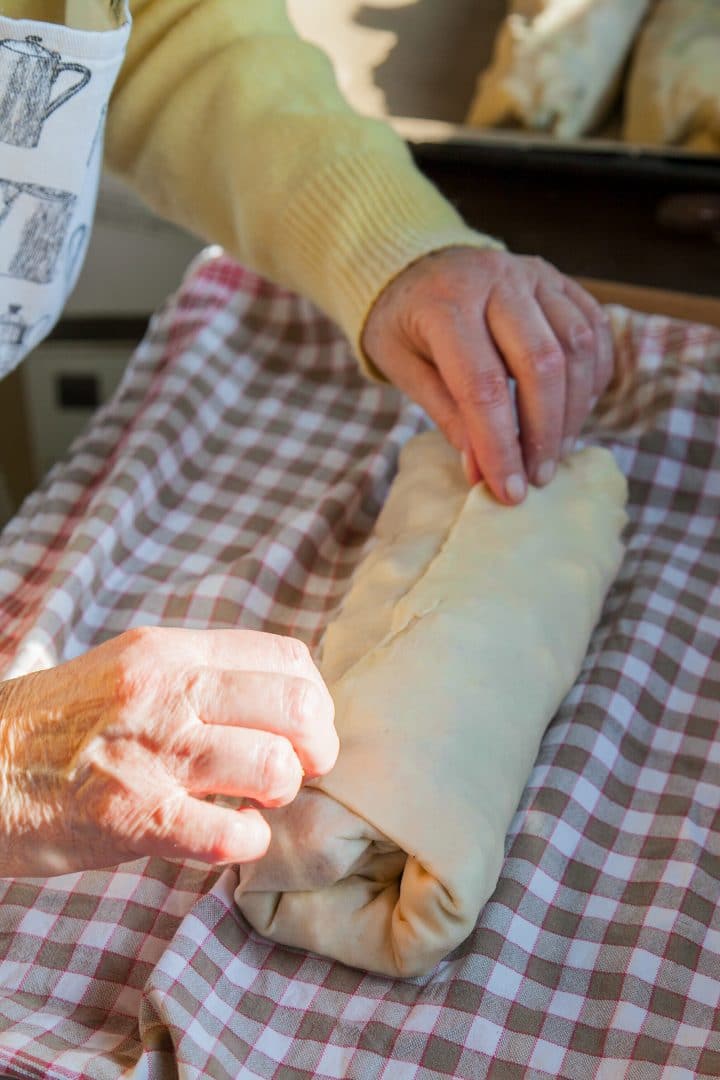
xmin=0 ymin=2 xmax=130 ymax=378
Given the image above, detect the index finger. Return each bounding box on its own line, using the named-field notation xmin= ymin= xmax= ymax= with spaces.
xmin=127 ymin=626 xmax=326 ymax=685
xmin=486 ymin=284 xmax=567 ymax=486
xmin=423 ymin=309 xmax=527 ymax=505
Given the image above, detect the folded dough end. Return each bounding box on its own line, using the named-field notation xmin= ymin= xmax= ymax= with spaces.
xmin=236 ymin=788 xmax=490 ymax=978
xmin=238 ymin=864 xmax=482 ymax=979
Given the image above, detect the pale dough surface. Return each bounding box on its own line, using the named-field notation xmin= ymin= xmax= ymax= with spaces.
xmin=624 ymin=0 xmax=720 ymax=152
xmin=235 ymin=432 xmax=627 ymax=977
xmin=467 ymin=0 xmax=650 ymax=137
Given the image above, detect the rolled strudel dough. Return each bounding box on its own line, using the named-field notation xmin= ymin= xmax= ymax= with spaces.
xmin=235 ymin=432 xmax=627 ymax=977
xmin=467 ymin=0 xmax=650 ymax=137
xmin=624 ymin=0 xmax=720 ymax=152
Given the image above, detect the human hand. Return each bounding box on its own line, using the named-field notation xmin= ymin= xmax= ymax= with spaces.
xmin=0 ymin=627 xmax=337 ymax=878
xmin=362 ymin=247 xmax=614 ymax=504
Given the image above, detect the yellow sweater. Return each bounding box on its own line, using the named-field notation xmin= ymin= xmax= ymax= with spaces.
xmin=2 ymin=1 xmax=499 ymax=359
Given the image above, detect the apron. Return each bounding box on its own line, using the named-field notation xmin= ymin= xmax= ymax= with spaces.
xmin=0 ymin=1 xmax=130 ymax=377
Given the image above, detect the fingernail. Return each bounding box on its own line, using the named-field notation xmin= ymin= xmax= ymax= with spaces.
xmin=537 ymin=460 xmax=556 ymax=486
xmin=505 ymin=473 xmax=526 ymax=502
xmin=561 ymin=437 xmax=574 ymax=458
xmin=461 ymin=450 xmax=473 ymax=485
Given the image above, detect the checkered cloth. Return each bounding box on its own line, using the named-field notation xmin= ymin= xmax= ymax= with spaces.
xmin=0 ymin=251 xmax=718 ymax=1079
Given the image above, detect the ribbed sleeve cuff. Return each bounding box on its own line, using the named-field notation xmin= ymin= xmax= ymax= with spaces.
xmin=279 ymin=150 xmax=505 ymax=375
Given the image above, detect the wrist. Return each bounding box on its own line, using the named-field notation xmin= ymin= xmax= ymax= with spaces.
xmin=0 ymin=674 xmax=67 ymax=878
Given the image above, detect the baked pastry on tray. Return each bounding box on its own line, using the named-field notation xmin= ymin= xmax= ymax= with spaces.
xmin=624 ymin=0 xmax=720 ymax=153
xmin=467 ymin=0 xmax=650 ymax=137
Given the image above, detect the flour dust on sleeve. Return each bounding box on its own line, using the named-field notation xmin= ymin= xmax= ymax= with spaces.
xmin=0 ymin=2 xmax=130 ymax=378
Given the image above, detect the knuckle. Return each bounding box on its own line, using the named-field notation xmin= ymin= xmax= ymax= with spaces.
xmin=567 ymin=324 xmax=595 ymax=354
xmin=425 ymin=245 xmax=499 ymax=281
xmin=586 ymin=301 xmax=605 ymax=326
xmin=520 ymin=343 xmax=565 ymax=382
xmin=205 ymin=830 xmax=237 ymax=865
xmin=114 ymin=627 xmax=164 ymax=705
xmin=459 ymin=368 xmax=508 ymax=409
xmin=88 ymin=779 xmax=177 ymax=853
xmin=168 ymin=727 xmax=199 ymax=785
xmin=181 ymin=667 xmax=206 ymax=715
xmin=144 ymin=792 xmax=184 ymax=840
xmin=520 ymin=254 xmax=549 ymax=279
xmin=423 ymin=297 xmax=473 ymax=337
xmin=279 ymin=635 xmax=312 ymax=671
xmin=464 ymin=248 xmax=507 ymax=284
xmin=259 ymin=738 xmax=298 ymax=801
xmin=436 ymin=295 xmax=466 ymax=320
xmin=283 ymin=677 xmax=319 ymax=735
xmin=595 ymin=305 xmax=612 ymax=328
xmin=119 ymin=625 xmax=161 ymax=652
xmin=113 ymin=655 xmax=148 ymax=711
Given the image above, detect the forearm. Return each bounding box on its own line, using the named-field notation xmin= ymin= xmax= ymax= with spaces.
xmin=107 ymin=0 xmax=501 ymax=360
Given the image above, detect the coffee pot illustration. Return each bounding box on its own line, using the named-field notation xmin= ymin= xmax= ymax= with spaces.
xmin=0 ymin=36 xmax=91 ymax=148
xmin=0 ymin=304 xmax=50 ymax=369
xmin=0 ymin=179 xmax=77 ymax=284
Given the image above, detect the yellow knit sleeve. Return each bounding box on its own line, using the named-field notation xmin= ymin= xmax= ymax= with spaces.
xmin=106 ymin=0 xmax=503 ymax=362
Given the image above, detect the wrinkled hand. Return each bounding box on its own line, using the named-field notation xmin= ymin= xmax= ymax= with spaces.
xmin=363 ymin=247 xmax=614 ymax=504
xmin=0 ymin=627 xmax=337 ymax=878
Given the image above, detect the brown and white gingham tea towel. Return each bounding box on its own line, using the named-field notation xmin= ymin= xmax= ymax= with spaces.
xmin=0 ymin=251 xmax=718 ymax=1079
